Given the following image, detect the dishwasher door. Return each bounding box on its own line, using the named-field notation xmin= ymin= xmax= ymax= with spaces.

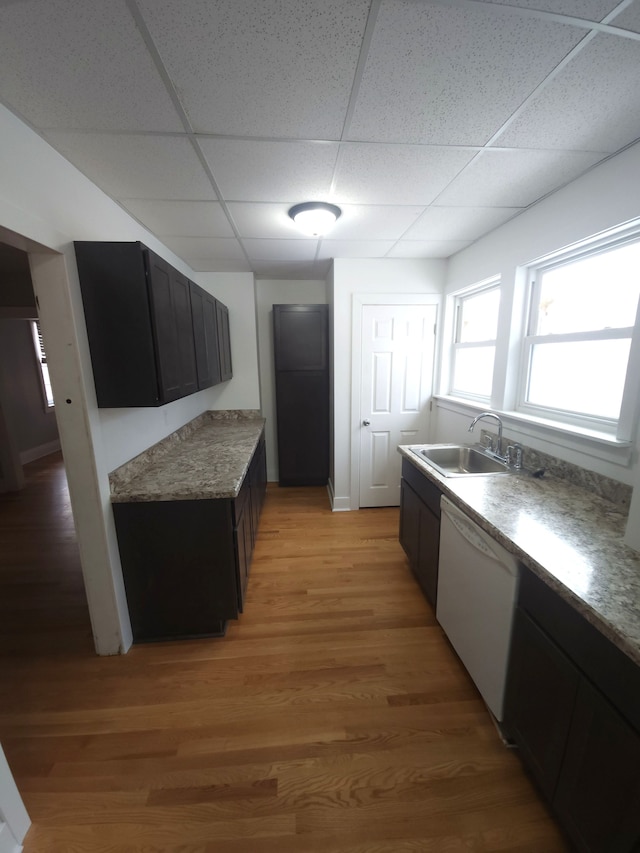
xmin=436 ymin=496 xmax=519 ymax=722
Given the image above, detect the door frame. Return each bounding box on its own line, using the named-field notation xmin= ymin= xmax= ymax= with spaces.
xmin=350 ymin=293 xmax=441 ymax=511
xmin=0 ymin=224 xmax=132 ymax=655
xmin=0 ymin=744 xmax=30 ymax=851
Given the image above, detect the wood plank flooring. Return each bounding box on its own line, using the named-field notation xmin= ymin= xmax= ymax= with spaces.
xmin=0 ymin=453 xmax=570 ymax=852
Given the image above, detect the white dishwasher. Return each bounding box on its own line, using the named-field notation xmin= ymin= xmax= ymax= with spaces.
xmin=436 ymin=496 xmax=519 ymax=723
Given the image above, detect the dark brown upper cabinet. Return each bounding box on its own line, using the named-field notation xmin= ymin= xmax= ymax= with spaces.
xmin=216 ymin=299 xmax=233 ymax=382
xmin=190 ymin=281 xmax=221 ymax=389
xmin=74 ymin=241 xmax=231 ymax=407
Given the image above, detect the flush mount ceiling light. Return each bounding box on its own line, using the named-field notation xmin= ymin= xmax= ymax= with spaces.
xmin=288 ymin=202 xmax=342 ymax=237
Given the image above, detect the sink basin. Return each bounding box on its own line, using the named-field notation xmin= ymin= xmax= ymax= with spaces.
xmin=408 ymin=444 xmax=513 ymax=477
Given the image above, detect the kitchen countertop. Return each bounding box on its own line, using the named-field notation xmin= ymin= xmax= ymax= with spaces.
xmin=109 ymin=410 xmax=265 ymax=503
xmin=399 ymin=445 xmax=640 ymax=668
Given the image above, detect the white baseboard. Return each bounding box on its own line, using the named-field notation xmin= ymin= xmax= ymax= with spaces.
xmin=328 ymin=481 xmax=352 ymax=511
xmin=19 ymin=440 xmax=61 ymax=465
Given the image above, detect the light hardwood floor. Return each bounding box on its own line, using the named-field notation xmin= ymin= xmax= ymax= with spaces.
xmin=0 ymin=453 xmax=570 ymax=852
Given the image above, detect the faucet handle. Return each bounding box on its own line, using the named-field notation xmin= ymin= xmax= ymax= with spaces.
xmin=506 ymin=443 xmax=523 ymax=469
xmin=481 ymin=434 xmax=494 ymax=452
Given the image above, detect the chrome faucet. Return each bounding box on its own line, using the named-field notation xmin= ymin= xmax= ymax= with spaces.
xmin=468 ymin=412 xmax=503 ymax=458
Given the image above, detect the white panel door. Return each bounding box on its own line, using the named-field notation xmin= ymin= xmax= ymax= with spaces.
xmin=359 ymin=304 xmax=436 ymax=507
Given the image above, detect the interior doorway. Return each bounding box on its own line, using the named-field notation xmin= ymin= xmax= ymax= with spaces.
xmin=0 ymin=225 xmax=132 ymax=656
xmin=0 ymin=241 xmax=61 ymax=493
xmin=0 ymin=238 xmax=91 ymax=650
xmin=352 ymin=294 xmax=440 ymax=510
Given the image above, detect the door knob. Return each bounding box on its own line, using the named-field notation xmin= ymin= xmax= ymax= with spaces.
xmin=362 ymin=419 xmax=370 ymax=426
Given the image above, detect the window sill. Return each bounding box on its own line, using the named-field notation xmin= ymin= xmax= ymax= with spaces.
xmin=433 ymin=395 xmax=633 ymax=468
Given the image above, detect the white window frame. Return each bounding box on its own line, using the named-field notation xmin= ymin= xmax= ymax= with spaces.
xmin=517 ymin=230 xmax=640 ymax=443
xmin=448 ymin=277 xmax=501 ymax=404
xmin=31 ymin=319 xmax=55 ymax=411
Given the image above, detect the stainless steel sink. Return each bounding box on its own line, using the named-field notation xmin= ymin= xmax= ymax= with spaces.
xmin=408 ymin=444 xmax=513 ymax=477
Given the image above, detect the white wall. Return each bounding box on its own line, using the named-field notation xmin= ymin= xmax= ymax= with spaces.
xmin=255 ymin=279 xmax=328 ymax=481
xmin=330 ymin=258 xmax=446 ymax=509
xmin=0 ymin=103 xmax=261 ymax=653
xmin=438 ymin=141 xmax=640 ymax=477
xmin=437 ymin=140 xmax=640 ymax=547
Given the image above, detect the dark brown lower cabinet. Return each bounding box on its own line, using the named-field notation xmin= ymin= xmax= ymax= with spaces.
xmin=505 ymin=568 xmax=640 ymax=852
xmin=555 ymin=679 xmax=640 ymax=853
xmin=398 ymin=457 xmax=441 ymax=608
xmin=113 ymin=433 xmax=266 ymax=642
xmin=233 ymin=435 xmax=266 ymax=613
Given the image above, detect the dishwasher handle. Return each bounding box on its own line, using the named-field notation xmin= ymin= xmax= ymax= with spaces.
xmin=440 ymin=496 xmax=518 ymax=575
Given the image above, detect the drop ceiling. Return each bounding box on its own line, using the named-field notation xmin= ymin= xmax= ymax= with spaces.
xmin=1 ymin=0 xmax=639 ymax=279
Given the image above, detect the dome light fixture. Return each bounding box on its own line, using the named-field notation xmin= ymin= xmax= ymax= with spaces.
xmin=288 ymin=201 xmax=342 ymax=237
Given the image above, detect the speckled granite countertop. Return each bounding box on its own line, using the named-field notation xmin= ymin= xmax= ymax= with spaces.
xmin=399 ymin=446 xmax=640 ymax=668
xmin=109 ymin=410 xmax=265 ymax=503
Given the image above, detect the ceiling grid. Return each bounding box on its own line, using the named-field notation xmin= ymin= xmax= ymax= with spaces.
xmin=0 ymin=0 xmax=639 ymax=278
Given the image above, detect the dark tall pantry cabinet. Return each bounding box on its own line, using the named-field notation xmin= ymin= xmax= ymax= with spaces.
xmin=273 ymin=304 xmax=329 ymax=486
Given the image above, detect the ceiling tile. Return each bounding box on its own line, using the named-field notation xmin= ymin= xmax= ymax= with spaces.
xmin=243 ymin=239 xmax=318 ymax=262
xmin=608 ymin=3 xmax=640 ymax=32
xmin=347 ymin=0 xmax=584 ymax=145
xmin=317 ymin=239 xmax=395 ymax=259
xmin=252 ymin=259 xmax=325 ymax=279
xmin=326 ymin=204 xmax=425 ymax=240
xmin=227 ymin=203 xmax=309 ymax=239
xmin=137 ymin=0 xmax=370 ymax=137
xmin=162 ymin=236 xmax=246 ymax=263
xmin=334 ymin=144 xmax=477 ymax=206
xmin=496 ymin=33 xmax=640 ymax=153
xmin=122 ymin=200 xmax=235 ymax=238
xmin=404 ymin=206 xmax=522 ymax=241
xmin=199 ymin=139 xmax=339 ymax=202
xmin=190 ymin=257 xmax=252 ymax=273
xmin=43 ymin=133 xmax=216 ymax=200
xmin=388 ymin=240 xmax=473 ymax=258
xmin=474 ymin=0 xmax=620 ymax=17
xmin=436 ymin=148 xmax=606 ymax=208
xmin=0 ymin=0 xmax=182 ymax=132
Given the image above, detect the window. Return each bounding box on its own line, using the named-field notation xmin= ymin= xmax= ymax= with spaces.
xmin=520 ymin=236 xmax=640 ymax=437
xmin=449 ymin=280 xmax=500 ymax=400
xmin=31 ymin=320 xmax=54 ymax=409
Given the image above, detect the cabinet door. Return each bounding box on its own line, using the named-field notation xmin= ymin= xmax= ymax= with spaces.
xmin=146 ymin=250 xmax=182 ymax=402
xmin=416 ymin=500 xmax=439 ymax=608
xmin=275 ymin=370 xmax=329 ymax=485
xmin=399 ymin=478 xmax=420 ymax=568
xmin=554 ymin=679 xmax=640 ymax=853
xmin=504 ymin=607 xmax=580 ymax=800
xmin=399 ymin=477 xmax=439 ymax=607
xmin=190 ymin=282 xmax=221 ymax=389
xmin=234 ymin=502 xmax=251 ymax=612
xmin=172 ymin=269 xmax=198 ymax=397
xmin=75 ymin=241 xmax=160 ymax=407
xmin=146 ymin=252 xmax=197 ymax=402
xmin=273 ymin=304 xmax=328 ymax=371
xmin=252 ymin=434 xmax=267 ymax=518
xmin=216 ymin=300 xmax=233 ymax=382
xmin=113 ymin=499 xmax=237 ymax=641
